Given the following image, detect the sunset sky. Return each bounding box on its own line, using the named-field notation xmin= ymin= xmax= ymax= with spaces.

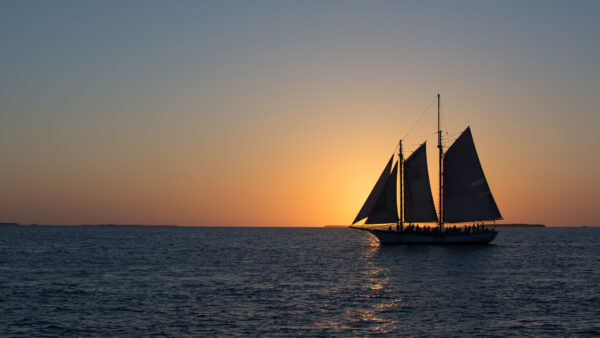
xmin=1 ymin=1 xmax=599 ymax=226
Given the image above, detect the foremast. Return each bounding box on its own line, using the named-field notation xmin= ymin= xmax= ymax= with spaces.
xmin=437 ymin=93 xmax=443 ymax=232
xmin=398 ymin=139 xmax=404 ymax=232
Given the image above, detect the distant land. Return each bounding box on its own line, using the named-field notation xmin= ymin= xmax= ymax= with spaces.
xmin=325 ymin=223 xmax=546 ymax=228
xmin=82 ymin=224 xmax=179 ymax=227
xmin=0 ymin=223 xmax=178 ymax=227
xmin=493 ymin=223 xmax=545 ymax=228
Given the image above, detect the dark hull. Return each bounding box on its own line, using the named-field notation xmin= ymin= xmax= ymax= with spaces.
xmin=353 ymin=227 xmax=497 ymax=245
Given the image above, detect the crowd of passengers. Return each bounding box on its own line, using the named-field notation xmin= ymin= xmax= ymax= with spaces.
xmin=391 ymin=223 xmax=494 ymax=234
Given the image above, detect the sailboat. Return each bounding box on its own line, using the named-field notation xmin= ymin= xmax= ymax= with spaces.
xmin=350 ymin=94 xmax=501 ymax=244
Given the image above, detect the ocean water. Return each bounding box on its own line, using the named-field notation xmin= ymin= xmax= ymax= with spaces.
xmin=1 ymin=226 xmax=599 ymax=336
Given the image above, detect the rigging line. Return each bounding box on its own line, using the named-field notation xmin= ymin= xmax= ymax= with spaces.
xmin=404 ymin=143 xmax=426 ymax=148
xmin=445 ymin=131 xmax=462 ymax=136
xmin=403 ymin=131 xmax=438 ymax=141
xmin=403 ymin=96 xmax=437 ymax=140
xmin=444 ymin=130 xmax=462 ymax=138
xmin=444 ymin=134 xmax=462 ymax=145
xmin=391 ymin=142 xmax=400 ymax=157
xmin=440 ymin=100 xmax=449 ymax=136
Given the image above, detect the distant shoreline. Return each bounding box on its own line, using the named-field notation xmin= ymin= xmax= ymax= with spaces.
xmin=0 ymin=223 xmax=179 ymax=227
xmin=83 ymin=224 xmax=179 ymax=227
xmin=493 ymin=223 xmax=545 ymax=228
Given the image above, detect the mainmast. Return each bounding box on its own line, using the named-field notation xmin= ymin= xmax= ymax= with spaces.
xmin=437 ymin=94 xmax=443 ymax=231
xmin=398 ymin=139 xmax=404 ymax=231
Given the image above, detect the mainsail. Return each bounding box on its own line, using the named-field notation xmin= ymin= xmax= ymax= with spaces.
xmin=442 ymin=127 xmax=502 ymax=223
xmin=403 ymin=143 xmax=438 ymax=223
xmin=352 ymin=155 xmax=394 ymax=224
xmin=365 ymin=162 xmax=399 ymax=224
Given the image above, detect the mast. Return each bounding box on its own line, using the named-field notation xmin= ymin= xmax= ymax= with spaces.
xmin=398 ymin=139 xmax=404 ymax=231
xmin=437 ymin=94 xmax=443 ymax=231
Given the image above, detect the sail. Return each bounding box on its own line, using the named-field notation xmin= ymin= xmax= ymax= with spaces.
xmin=365 ymin=162 xmax=399 ymax=224
xmin=403 ymin=142 xmax=438 ymax=222
xmin=442 ymin=127 xmax=502 ymax=223
xmin=352 ymin=155 xmax=394 ymax=224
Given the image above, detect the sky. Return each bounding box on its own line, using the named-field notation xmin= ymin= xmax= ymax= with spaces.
xmin=1 ymin=1 xmax=599 ymax=226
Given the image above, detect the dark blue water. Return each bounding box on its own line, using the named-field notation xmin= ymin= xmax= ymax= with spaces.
xmin=1 ymin=226 xmax=599 ymax=336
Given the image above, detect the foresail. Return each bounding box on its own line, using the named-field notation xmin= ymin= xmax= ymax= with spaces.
xmin=403 ymin=142 xmax=438 ymax=222
xmin=352 ymin=155 xmax=394 ymax=224
xmin=442 ymin=127 xmax=502 ymax=223
xmin=365 ymin=162 xmax=399 ymax=224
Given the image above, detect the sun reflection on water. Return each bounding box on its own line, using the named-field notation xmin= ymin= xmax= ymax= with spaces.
xmin=345 ymin=239 xmax=405 ymax=334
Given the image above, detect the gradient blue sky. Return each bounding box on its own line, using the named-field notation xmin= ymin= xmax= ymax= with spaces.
xmin=1 ymin=1 xmax=599 ymax=226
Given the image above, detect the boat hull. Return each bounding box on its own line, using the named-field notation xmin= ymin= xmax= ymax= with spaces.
xmin=358 ymin=228 xmax=497 ymax=245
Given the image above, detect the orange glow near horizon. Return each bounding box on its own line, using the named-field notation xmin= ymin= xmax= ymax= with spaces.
xmin=3 ymin=95 xmax=598 ymax=227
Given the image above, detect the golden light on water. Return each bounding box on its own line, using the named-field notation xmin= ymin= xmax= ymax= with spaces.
xmin=346 ymin=244 xmax=404 ymax=334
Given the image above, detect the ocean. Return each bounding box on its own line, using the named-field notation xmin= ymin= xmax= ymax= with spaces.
xmin=1 ymin=226 xmax=599 ymax=336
